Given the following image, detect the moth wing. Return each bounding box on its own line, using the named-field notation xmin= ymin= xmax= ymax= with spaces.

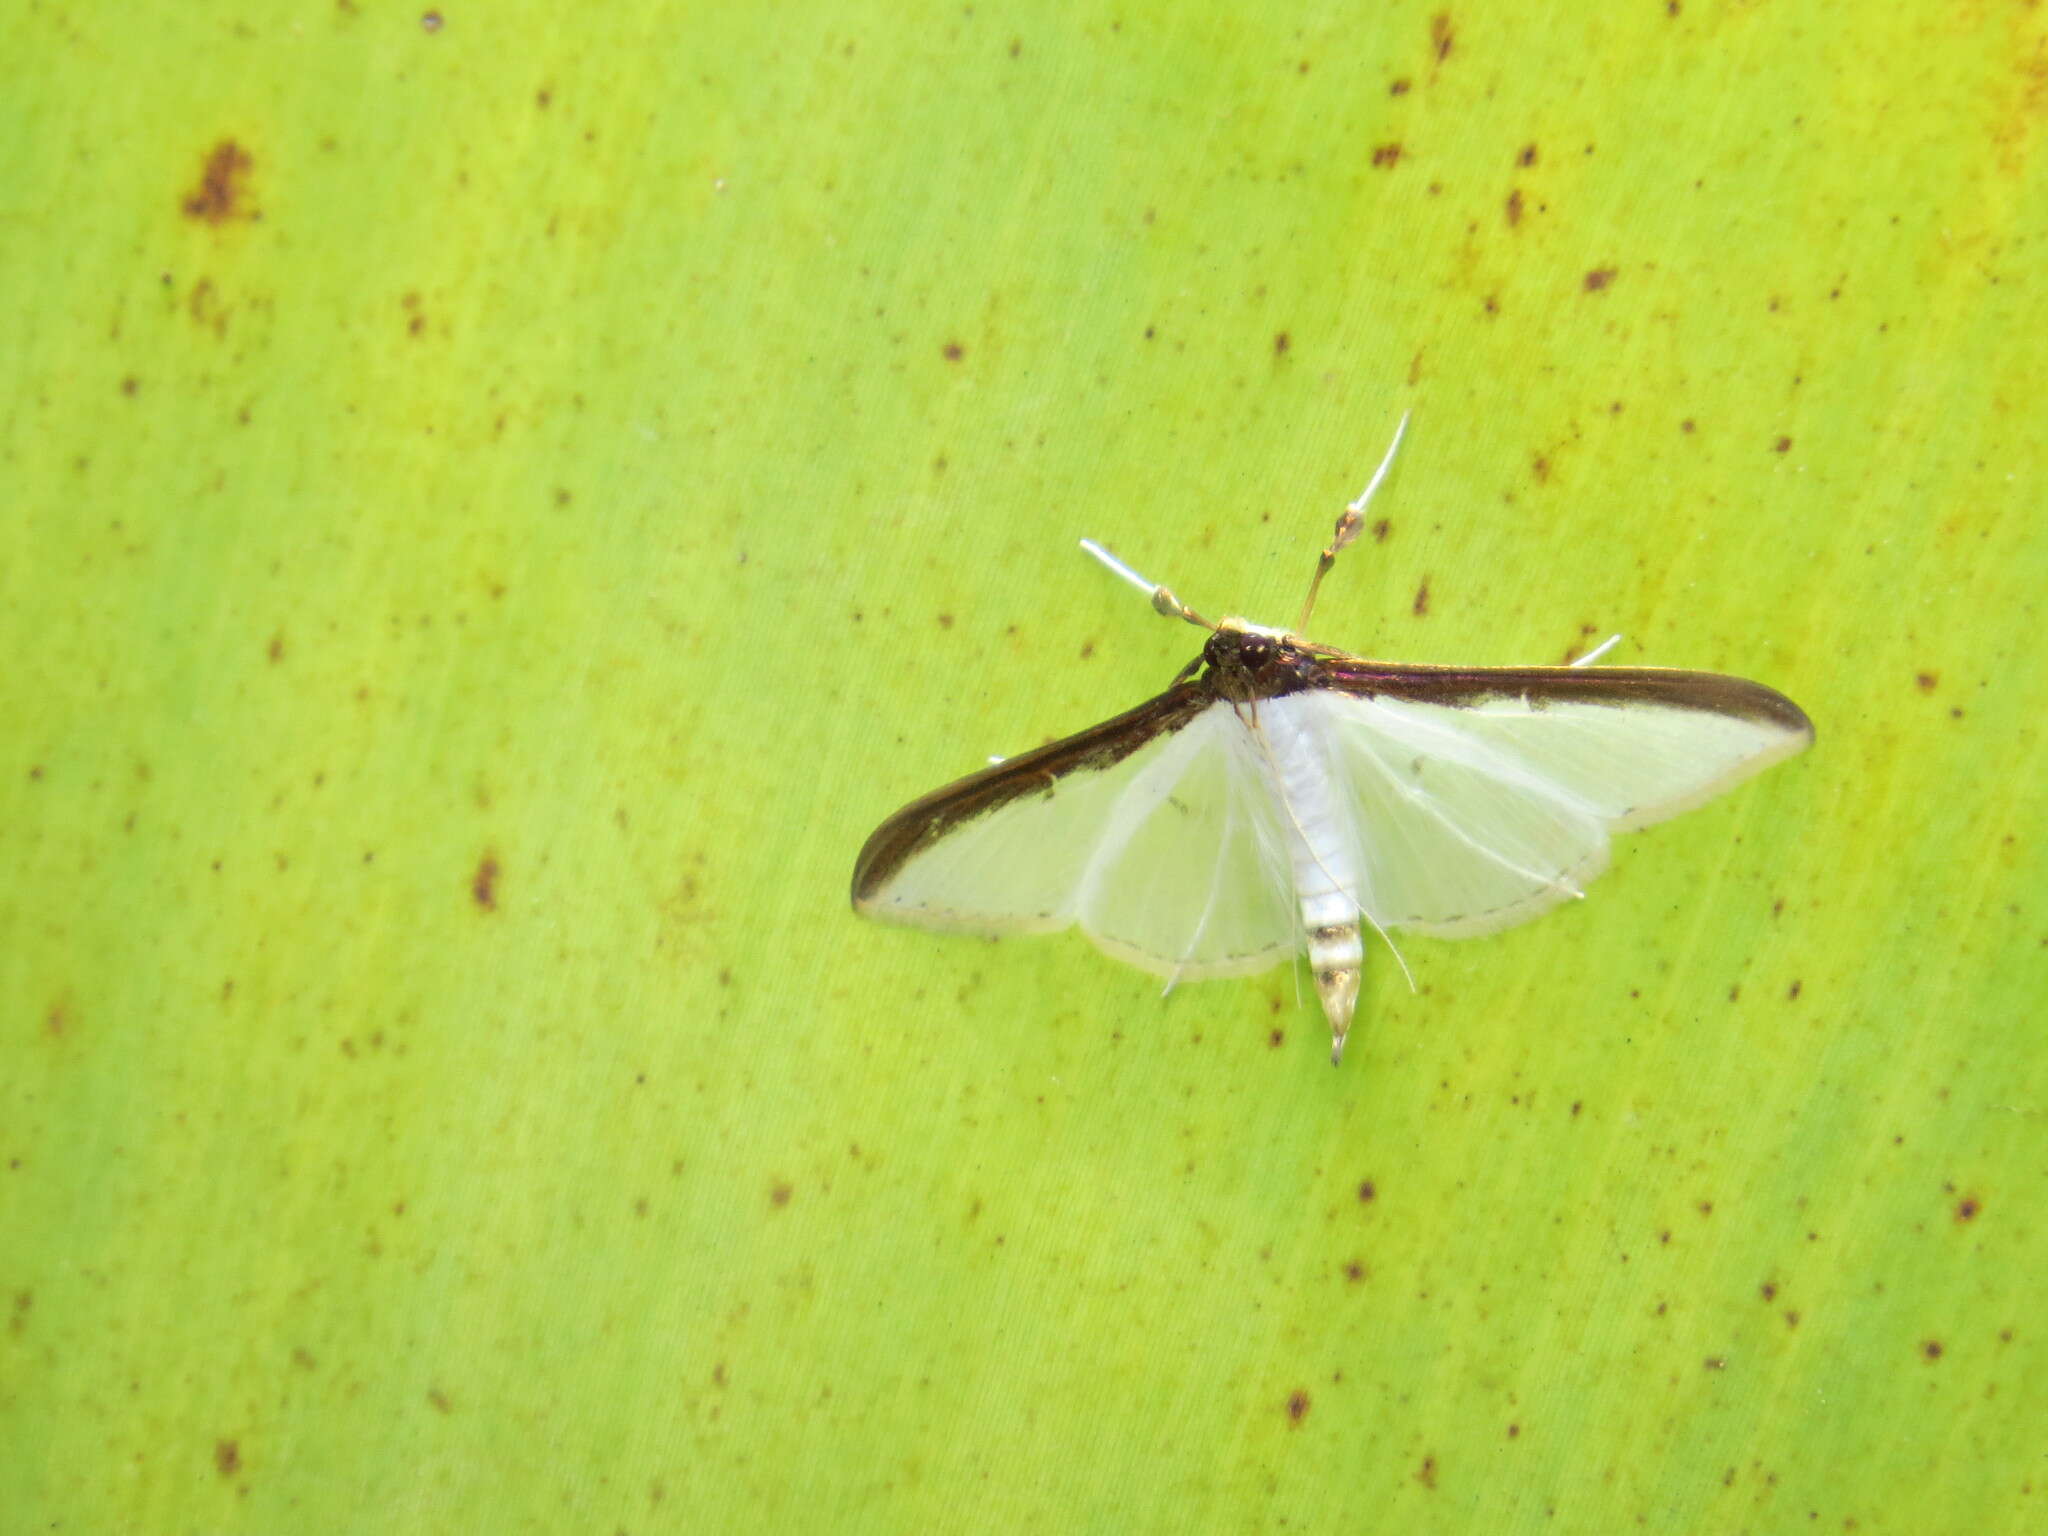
xmin=1303 ymin=670 xmax=1811 ymax=938
xmin=854 ymin=699 xmax=1300 ymax=980
xmin=1074 ymin=707 xmax=1301 ymax=979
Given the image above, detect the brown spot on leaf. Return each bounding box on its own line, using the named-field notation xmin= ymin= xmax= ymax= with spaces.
xmin=1273 ymin=330 xmax=1291 ymax=355
xmin=1760 ymin=1282 xmax=1777 ymax=1301
xmin=1416 ymin=1455 xmax=1438 ymax=1489
xmin=267 ymin=632 xmax=285 ymax=663
xmin=1517 ymin=143 xmax=1538 ymax=167
xmin=215 ymin=1440 xmax=241 ymax=1476
xmin=1784 ymin=1310 xmax=1801 ymax=1328
xmin=1507 ymin=1422 xmax=1521 ymax=1438
xmin=1430 ymin=13 xmax=1454 ymax=61
xmin=1774 ymin=436 xmax=1793 ymax=452
xmin=1269 ymin=1028 xmax=1286 ymax=1048
xmin=427 ymin=1387 xmax=452 ymax=1413
xmin=1916 ymin=672 xmax=1938 ymax=692
xmin=1389 ymin=77 xmax=1411 ymax=95
xmin=1371 ymin=518 xmax=1391 ymax=542
xmin=183 ymin=141 xmax=253 ymax=224
xmin=471 ymin=854 xmax=499 ymax=911
xmin=942 ymin=341 xmax=964 ymax=362
xmin=1922 ymin=1339 xmax=1943 ymax=1360
xmin=120 ymin=376 xmax=140 ymax=396
xmin=1787 ymin=979 xmax=1802 ymax=1001
xmin=1704 ymin=1356 xmax=1727 ymax=1371
xmin=1343 ymin=1259 xmax=1365 ymax=1281
xmin=421 ymin=10 xmax=444 ymax=32
xmin=1583 ymin=268 xmax=1616 ymax=292
xmin=937 ymin=613 xmax=954 ymax=629
xmin=1956 ymin=1197 xmax=1980 ymax=1222
xmin=1681 ymin=418 xmax=1697 ymax=433
xmin=1358 ymin=1180 xmax=1377 ymax=1203
xmin=1372 ymin=143 xmax=1403 ymax=167
xmin=1532 ymin=454 xmax=1550 ymax=483
xmin=770 ymin=1181 xmax=793 ymax=1207
xmin=1412 ymin=579 xmax=1430 ymax=617
xmin=187 ymin=276 xmax=226 ymax=336
xmin=1286 ymin=1389 xmax=1311 ymax=1423
xmin=1505 ymin=189 xmax=1523 ymax=226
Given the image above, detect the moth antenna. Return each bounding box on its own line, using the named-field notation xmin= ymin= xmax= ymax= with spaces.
xmin=1080 ymin=538 xmax=1213 ymax=631
xmin=1298 ymin=411 xmax=1410 ymax=634
xmin=1571 ymin=633 xmax=1623 ymax=667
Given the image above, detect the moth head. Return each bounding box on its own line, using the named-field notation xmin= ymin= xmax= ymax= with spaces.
xmin=1212 ymin=617 xmax=1292 ymax=664
xmin=1202 ymin=619 xmax=1313 ymax=699
xmin=1214 ymin=617 xmax=1291 ymax=640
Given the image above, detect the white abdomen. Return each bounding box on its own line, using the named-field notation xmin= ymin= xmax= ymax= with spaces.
xmin=1252 ymin=696 xmax=1365 ymax=1062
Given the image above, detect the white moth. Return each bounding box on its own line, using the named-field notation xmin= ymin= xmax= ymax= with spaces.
xmin=852 ymin=420 xmax=1814 ymax=1064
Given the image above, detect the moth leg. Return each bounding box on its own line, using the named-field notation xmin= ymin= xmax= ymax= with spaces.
xmin=1570 ymin=633 xmax=1623 ymax=667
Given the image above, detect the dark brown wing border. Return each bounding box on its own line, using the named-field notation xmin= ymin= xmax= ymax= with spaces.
xmin=851 ymin=683 xmax=1214 ymax=908
xmin=1313 ymin=658 xmax=1815 ymax=739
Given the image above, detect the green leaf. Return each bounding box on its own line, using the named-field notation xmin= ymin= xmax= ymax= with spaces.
xmin=5 ymin=2 xmax=2042 ymax=1530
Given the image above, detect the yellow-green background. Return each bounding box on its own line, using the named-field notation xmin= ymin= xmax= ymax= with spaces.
xmin=5 ymin=2 xmax=2042 ymax=1530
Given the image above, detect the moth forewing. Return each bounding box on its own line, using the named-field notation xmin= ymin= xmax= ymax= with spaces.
xmin=850 ymin=425 xmax=1813 ymax=1066
xmin=850 ymin=687 xmax=1214 ymax=932
xmin=1296 ymin=665 xmax=1812 ymax=940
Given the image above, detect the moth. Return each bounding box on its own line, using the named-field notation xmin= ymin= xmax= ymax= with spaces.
xmin=851 ymin=420 xmax=1813 ymax=1064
